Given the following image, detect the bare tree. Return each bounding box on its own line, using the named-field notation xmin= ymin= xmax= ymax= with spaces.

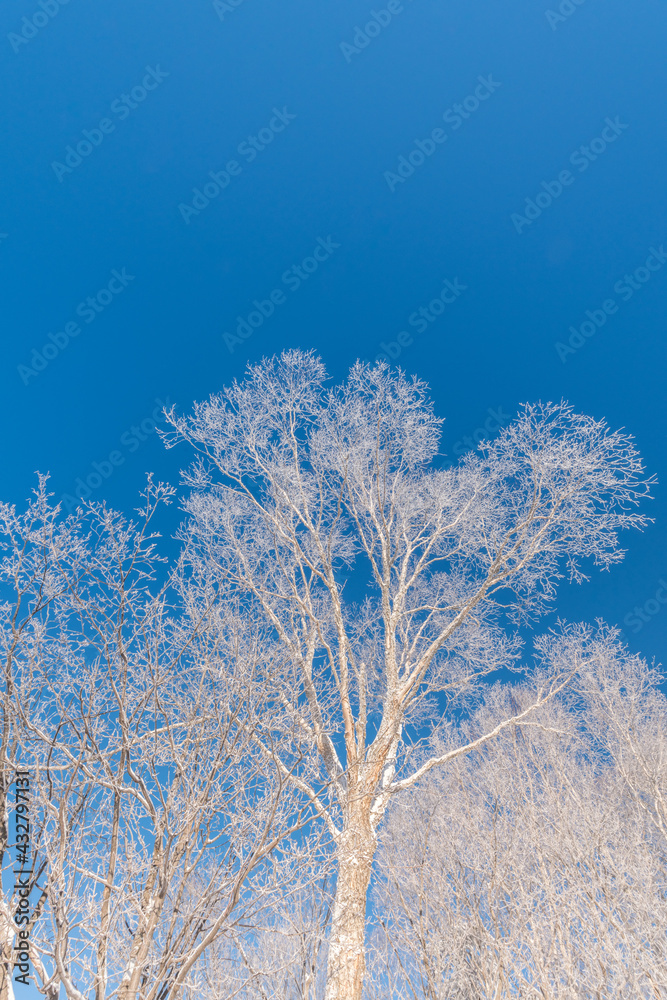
xmin=187 ymin=857 xmax=335 ymax=999
xmin=366 ymin=629 xmax=667 ymax=999
xmin=0 ymin=475 xmax=84 ymax=1000
xmin=0 ymin=477 xmax=327 ymax=1000
xmin=163 ymin=350 xmax=652 ymax=1000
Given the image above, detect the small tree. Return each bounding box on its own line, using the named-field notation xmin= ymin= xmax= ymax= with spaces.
xmin=0 ymin=478 xmax=327 ymax=1000
xmin=164 ymin=350 xmax=653 ymax=1000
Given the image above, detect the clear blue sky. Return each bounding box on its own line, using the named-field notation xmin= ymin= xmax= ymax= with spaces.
xmin=2 ymin=3 xmax=667 ymax=685
xmin=2 ymin=1 xmax=667 ymax=994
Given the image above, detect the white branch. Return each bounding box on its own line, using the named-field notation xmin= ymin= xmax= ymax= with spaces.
xmin=389 ymin=671 xmax=576 ymax=795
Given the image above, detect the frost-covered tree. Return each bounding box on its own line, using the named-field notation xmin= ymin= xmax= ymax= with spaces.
xmin=366 ymin=630 xmax=667 ymax=999
xmin=188 ymin=864 xmax=335 ymax=1000
xmin=0 ymin=478 xmax=326 ymax=1000
xmin=164 ymin=350 xmax=652 ymax=1000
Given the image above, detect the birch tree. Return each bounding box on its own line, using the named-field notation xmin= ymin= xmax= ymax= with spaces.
xmin=0 ymin=477 xmax=327 ymax=1000
xmin=163 ymin=350 xmax=653 ymax=1000
xmin=366 ymin=630 xmax=667 ymax=999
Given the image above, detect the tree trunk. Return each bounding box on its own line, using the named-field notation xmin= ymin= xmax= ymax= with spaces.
xmin=325 ymin=807 xmax=377 ymax=1000
xmin=0 ymin=904 xmax=15 ymax=1000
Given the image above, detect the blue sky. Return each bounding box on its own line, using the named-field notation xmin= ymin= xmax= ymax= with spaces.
xmin=2 ymin=0 xmax=667 ymax=692
xmin=4 ymin=0 xmax=667 ymax=676
xmin=2 ymin=1 xmax=667 ymax=994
